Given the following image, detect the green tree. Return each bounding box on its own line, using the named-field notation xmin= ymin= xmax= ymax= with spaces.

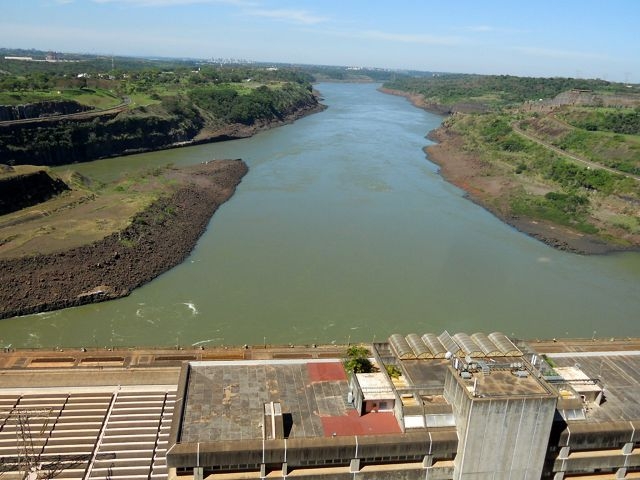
xmin=344 ymin=345 xmax=374 ymax=373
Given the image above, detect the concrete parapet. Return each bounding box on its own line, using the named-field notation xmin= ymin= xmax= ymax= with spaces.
xmin=556 ymin=420 xmax=637 ymax=450
xmin=167 ymin=431 xmax=459 ymax=472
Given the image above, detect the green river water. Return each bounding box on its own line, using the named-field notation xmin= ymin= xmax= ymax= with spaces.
xmin=2 ymin=83 xmax=639 ymax=349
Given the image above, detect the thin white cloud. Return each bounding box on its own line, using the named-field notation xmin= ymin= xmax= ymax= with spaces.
xmin=245 ymin=8 xmax=328 ymax=25
xmin=512 ymin=46 xmax=612 ymax=62
xmin=91 ymin=0 xmax=253 ymax=6
xmin=89 ymin=0 xmax=326 ymax=26
xmin=355 ymin=30 xmax=462 ymax=46
xmin=296 ymin=26 xmax=464 ymax=47
xmin=463 ymin=25 xmax=531 ymax=35
xmin=0 ymin=22 xmax=205 ymax=54
xmin=466 ymin=25 xmax=493 ymax=33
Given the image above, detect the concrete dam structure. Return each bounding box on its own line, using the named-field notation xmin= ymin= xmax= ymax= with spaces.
xmin=168 ymin=332 xmax=640 ymax=479
xmin=1 ymin=334 xmax=640 ymax=479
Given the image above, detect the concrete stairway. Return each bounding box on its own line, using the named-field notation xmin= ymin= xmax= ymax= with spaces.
xmin=87 ymin=391 xmax=175 ymax=480
xmin=0 ymin=388 xmax=176 ymax=480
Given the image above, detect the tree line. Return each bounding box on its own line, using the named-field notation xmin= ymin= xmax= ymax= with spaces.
xmin=561 ymin=108 xmax=640 ymax=135
xmin=384 ymin=74 xmax=634 ymax=107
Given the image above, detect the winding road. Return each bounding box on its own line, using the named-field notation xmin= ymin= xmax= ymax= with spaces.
xmin=0 ymin=96 xmax=131 ymax=126
xmin=511 ymin=120 xmax=640 ymax=183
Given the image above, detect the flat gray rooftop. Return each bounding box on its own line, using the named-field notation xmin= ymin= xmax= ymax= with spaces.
xmin=458 ymin=367 xmax=554 ymax=397
xmin=400 ymin=357 xmax=553 ymax=398
xmin=179 ymin=359 xmax=404 ymax=443
xmin=401 ymin=359 xmax=450 ymax=391
xmin=547 ymin=351 xmax=640 ymax=422
xmin=180 ymin=359 xmax=350 ymax=442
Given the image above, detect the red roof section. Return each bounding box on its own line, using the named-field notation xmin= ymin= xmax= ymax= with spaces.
xmin=307 ymin=361 xmax=401 ymax=436
xmin=307 ymin=361 xmax=347 ymax=382
xmin=321 ymin=410 xmax=401 ymax=436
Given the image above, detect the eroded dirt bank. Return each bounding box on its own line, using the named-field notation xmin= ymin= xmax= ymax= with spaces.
xmin=378 ymin=87 xmax=490 ymax=114
xmin=425 ymin=128 xmax=613 ymax=254
xmin=381 ymin=87 xmax=624 ymax=254
xmin=0 ymin=96 xmax=326 ymax=167
xmin=192 ymin=100 xmax=327 ymax=144
xmin=0 ymin=160 xmax=248 ymax=319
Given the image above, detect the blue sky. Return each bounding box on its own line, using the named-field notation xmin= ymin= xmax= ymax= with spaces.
xmin=2 ymin=0 xmax=638 ymax=82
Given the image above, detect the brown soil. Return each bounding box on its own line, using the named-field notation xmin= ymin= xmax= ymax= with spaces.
xmin=0 ymin=160 xmax=248 ymax=319
xmin=425 ymin=127 xmax=614 ymax=254
xmin=381 ymin=88 xmax=620 ymax=254
xmin=192 ymin=102 xmax=327 ymax=144
xmin=0 ymin=99 xmax=326 ymax=320
xmin=378 ymin=87 xmax=490 ymax=114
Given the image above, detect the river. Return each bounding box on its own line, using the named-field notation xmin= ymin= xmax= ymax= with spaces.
xmin=2 ymin=83 xmax=639 ymax=349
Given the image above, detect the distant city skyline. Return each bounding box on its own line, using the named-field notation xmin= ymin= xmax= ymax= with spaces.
xmin=1 ymin=0 xmax=638 ymax=83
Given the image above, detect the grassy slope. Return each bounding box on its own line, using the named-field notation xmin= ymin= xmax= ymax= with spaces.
xmin=450 ymin=111 xmax=640 ymax=239
xmin=0 ymin=166 xmax=174 ymax=259
xmin=385 ymin=74 xmax=640 ymax=250
xmin=0 ymin=88 xmax=122 ymax=109
xmin=1 ymin=70 xmax=318 ymax=166
xmin=529 ymin=109 xmax=640 ymax=175
xmin=384 ymin=74 xmax=634 ymax=107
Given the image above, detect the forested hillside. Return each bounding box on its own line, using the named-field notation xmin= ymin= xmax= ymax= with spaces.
xmin=384 ymin=74 xmax=634 ymax=108
xmin=384 ymin=73 xmax=640 ymax=252
xmin=0 ymin=52 xmax=321 ymax=165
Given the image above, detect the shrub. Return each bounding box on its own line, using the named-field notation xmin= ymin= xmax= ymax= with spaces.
xmin=385 ymin=364 xmax=402 ymax=378
xmin=344 ymin=345 xmax=374 ymax=373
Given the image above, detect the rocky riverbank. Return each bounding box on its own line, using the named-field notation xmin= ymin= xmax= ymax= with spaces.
xmin=381 ymin=87 xmax=627 ymax=254
xmin=425 ymin=128 xmax=613 ymax=254
xmin=0 ymin=160 xmax=248 ymax=319
xmin=378 ymin=87 xmax=490 ymax=115
xmin=191 ymin=101 xmax=327 ymax=144
xmin=0 ymin=91 xmax=325 ymax=167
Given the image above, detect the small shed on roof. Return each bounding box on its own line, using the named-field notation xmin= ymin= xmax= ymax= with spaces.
xmin=354 ymin=372 xmax=396 ymax=414
xmin=555 ymin=366 xmax=603 ymax=405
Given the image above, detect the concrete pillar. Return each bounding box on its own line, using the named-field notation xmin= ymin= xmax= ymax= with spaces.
xmin=443 ymin=366 xmax=558 ymax=480
xmin=282 ymin=462 xmax=288 ymax=477
xmin=623 ymin=442 xmax=633 ymax=455
xmin=193 ymin=467 xmax=203 ymax=480
xmin=260 ymin=463 xmax=266 ymax=478
xmin=617 ymin=467 xmax=627 ymax=479
xmin=553 ymin=472 xmax=564 ymax=480
xmin=422 ymin=455 xmax=433 ymax=467
xmin=559 ymin=446 xmax=570 ymax=459
xmin=350 ymin=458 xmax=361 ymax=473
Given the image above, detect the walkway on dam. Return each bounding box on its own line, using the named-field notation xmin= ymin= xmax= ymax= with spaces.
xmin=2 ymin=339 xmax=639 ymax=479
xmin=0 ymin=344 xmax=346 ymax=479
